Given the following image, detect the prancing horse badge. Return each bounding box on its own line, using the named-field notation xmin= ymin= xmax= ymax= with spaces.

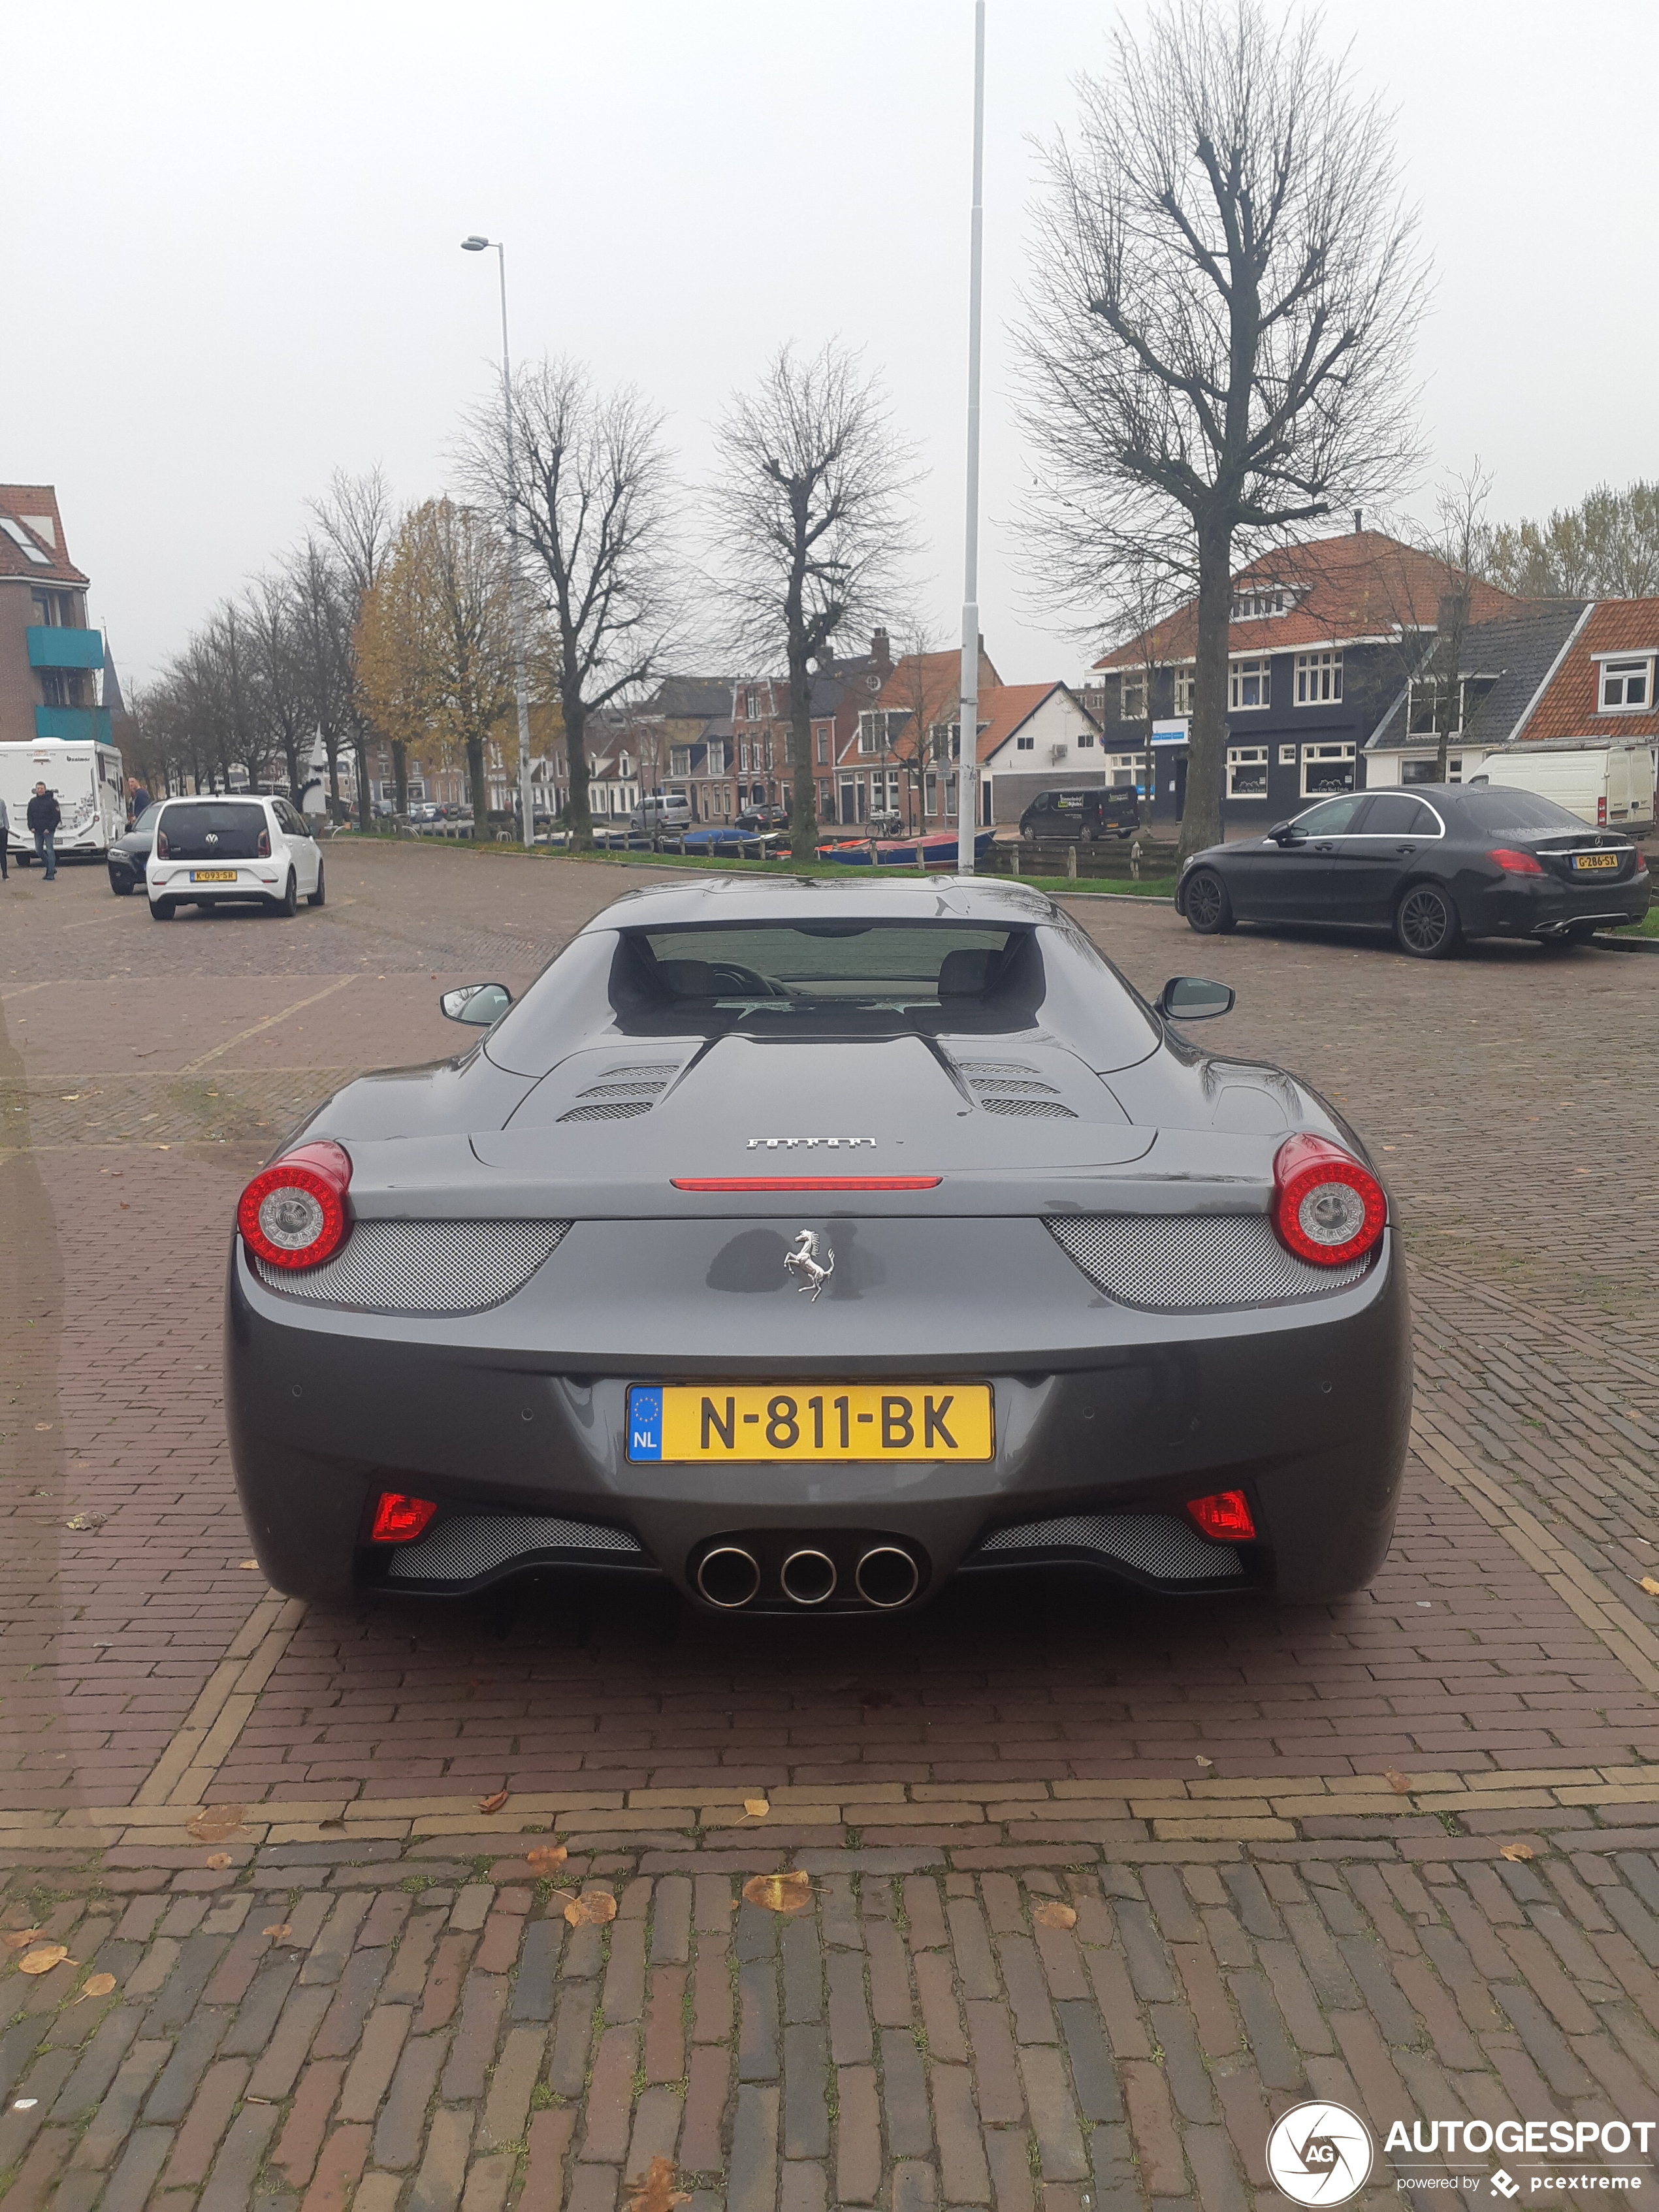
xmin=783 ymin=1228 xmax=834 ymax=1301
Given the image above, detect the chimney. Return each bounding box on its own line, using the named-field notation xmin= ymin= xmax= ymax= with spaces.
xmin=1353 ymin=510 xmax=1362 ymax=534
xmin=871 ymin=626 xmax=892 ymax=674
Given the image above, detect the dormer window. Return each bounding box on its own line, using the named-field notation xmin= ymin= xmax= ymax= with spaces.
xmin=1598 ymin=655 xmax=1654 ymax=712
xmin=1231 ymin=585 xmax=1294 ymax=620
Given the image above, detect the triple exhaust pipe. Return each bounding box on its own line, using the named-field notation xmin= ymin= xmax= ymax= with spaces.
xmin=696 ymin=1543 xmax=921 ymax=1611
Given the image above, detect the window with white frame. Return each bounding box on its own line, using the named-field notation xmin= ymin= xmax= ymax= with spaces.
xmin=857 ymin=711 xmax=882 ymax=754
xmin=1229 ymin=658 xmax=1270 ymax=710
xmin=1300 ymin=741 xmax=1356 ymax=795
xmin=815 ymin=728 xmax=830 ymax=764
xmin=1173 ymin=665 xmax=1196 ymax=714
xmin=669 ymin=746 xmax=691 ymax=777
xmin=705 ymin=741 xmax=729 ymax=775
xmin=1278 ymin=744 xmax=1297 ymax=765
xmin=1599 ymin=656 xmax=1654 ymax=712
xmin=1120 ymin=671 xmax=1146 ymax=720
xmin=1231 ymin=585 xmax=1293 ymax=620
xmin=1226 ymin=745 xmax=1270 ymax=797
xmin=1295 ymin=651 xmax=1342 ymax=704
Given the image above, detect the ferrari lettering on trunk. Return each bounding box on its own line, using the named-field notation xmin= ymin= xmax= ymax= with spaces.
xmin=626 ymin=1383 xmax=993 ymax=1462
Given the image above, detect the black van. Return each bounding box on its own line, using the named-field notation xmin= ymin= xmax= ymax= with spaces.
xmin=1016 ymin=786 xmax=1139 ymax=842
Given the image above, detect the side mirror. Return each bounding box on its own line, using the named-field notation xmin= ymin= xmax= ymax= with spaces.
xmin=1268 ymin=821 xmax=1299 ymax=844
xmin=441 ymin=982 xmax=512 ymax=1027
xmin=1155 ymin=976 xmax=1235 ymax=1021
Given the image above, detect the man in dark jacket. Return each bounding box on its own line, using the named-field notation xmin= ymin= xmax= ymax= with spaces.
xmin=27 ymin=784 xmax=61 ymax=880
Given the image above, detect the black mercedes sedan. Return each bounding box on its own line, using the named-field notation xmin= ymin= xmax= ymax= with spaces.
xmin=225 ymin=876 xmax=1410 ymax=1617
xmin=107 ymin=803 xmax=161 ymax=895
xmin=1177 ymin=786 xmax=1650 ymax=957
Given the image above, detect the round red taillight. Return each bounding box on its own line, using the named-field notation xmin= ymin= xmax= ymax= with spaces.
xmin=237 ymin=1140 xmax=353 ymax=1270
xmin=1272 ymin=1134 xmax=1386 ymax=1268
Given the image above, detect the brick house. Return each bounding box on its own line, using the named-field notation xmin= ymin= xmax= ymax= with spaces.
xmin=0 ymin=485 xmax=107 ymax=748
xmin=1089 ymin=528 xmax=1522 ymax=830
xmin=1507 ymin=599 xmax=1659 ymax=750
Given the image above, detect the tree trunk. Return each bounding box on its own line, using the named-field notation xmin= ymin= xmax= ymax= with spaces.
xmin=565 ymin=694 xmax=593 ymax=851
xmin=354 ymin=731 xmax=372 ymax=830
xmin=1182 ymin=523 xmax=1233 ymax=861
xmin=466 ymin=735 xmax=487 ymax=837
xmin=786 ymin=645 xmax=818 ymax=858
xmin=392 ymin=740 xmax=408 ymax=817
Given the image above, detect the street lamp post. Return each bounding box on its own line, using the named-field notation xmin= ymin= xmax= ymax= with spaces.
xmin=955 ymin=3 xmax=987 ymax=874
xmin=462 ymin=236 xmax=536 ymax=845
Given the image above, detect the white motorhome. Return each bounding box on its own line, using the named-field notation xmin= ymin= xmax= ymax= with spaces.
xmin=1 ymin=738 xmax=126 ymax=862
xmin=1470 ymin=739 xmax=1656 ymax=834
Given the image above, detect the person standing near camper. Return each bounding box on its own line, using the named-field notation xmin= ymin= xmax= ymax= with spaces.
xmin=127 ymin=776 xmax=151 ymax=824
xmin=0 ymin=794 xmax=8 ymax=880
xmin=27 ymin=782 xmax=61 ymax=880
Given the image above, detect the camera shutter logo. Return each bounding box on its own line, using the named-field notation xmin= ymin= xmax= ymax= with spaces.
xmin=1265 ymin=2103 xmax=1374 ymax=2205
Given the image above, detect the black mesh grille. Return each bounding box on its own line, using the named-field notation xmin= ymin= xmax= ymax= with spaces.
xmin=386 ymin=1515 xmax=644 ymax=1582
xmin=1048 ymin=1214 xmax=1370 ymax=1308
xmin=978 ymin=1513 xmax=1244 ymax=1580
xmin=254 ymin=1221 xmax=568 ymax=1313
xmin=982 ymin=1097 xmax=1075 ymax=1118
xmin=558 ymin=1100 xmax=651 ymax=1122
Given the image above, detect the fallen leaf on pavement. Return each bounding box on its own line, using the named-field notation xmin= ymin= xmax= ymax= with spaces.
xmin=1383 ymin=1769 xmax=1412 ymax=1795
xmin=743 ymin=1798 xmax=771 ymax=1819
xmin=526 ymin=1846 xmax=568 ymax=1876
xmin=262 ymin=1925 xmax=292 ymax=1942
xmin=1032 ymin=1900 xmax=1077 ymax=1930
xmin=65 ymin=1513 xmax=105 ymax=1532
xmin=1641 ymin=1577 xmax=1659 ymax=1597
xmin=1500 ymin=1843 xmax=1535 ymax=1863
xmin=1195 ymin=1755 xmax=1214 ymax=1769
xmin=16 ymin=1946 xmax=70 ymax=1976
xmin=1 ymin=1931 xmax=44 ymax=1950
xmin=477 ymin=1790 xmax=510 ymax=1815
xmin=317 ymin=1817 xmax=346 ymax=1831
xmin=625 ymin=2155 xmax=692 ymax=2212
xmin=205 ymin=1853 xmax=233 ymax=1868
xmin=742 ymin=1871 xmax=812 ymax=1915
xmin=185 ymin=1806 xmax=246 ymax=1844
xmin=564 ymin=1891 xmax=617 ymax=1927
xmin=238 ymin=1560 xmax=260 ymax=1570
xmin=81 ymin=1973 xmax=117 ymax=1997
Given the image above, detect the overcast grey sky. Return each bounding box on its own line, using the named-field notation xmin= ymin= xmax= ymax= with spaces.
xmin=5 ymin=0 xmax=1656 ymax=691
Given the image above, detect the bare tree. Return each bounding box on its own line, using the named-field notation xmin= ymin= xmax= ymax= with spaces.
xmin=244 ymin=573 xmax=314 ymax=801
xmin=285 ymin=537 xmax=355 ymax=816
xmin=711 ymin=342 xmax=916 ymax=856
xmin=1486 ymin=481 xmax=1659 ymax=600
xmin=1019 ymin=0 xmax=1428 ymax=858
xmin=1417 ymin=462 xmax=1494 ymax=784
xmin=310 ymin=468 xmax=396 ymax=827
xmin=462 ymin=359 xmax=679 ymax=850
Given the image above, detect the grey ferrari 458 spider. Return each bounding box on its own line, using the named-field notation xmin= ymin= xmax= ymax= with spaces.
xmin=226 ymin=876 xmax=1410 ymax=1614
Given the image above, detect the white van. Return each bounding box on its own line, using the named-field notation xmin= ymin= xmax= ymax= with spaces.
xmin=630 ymin=791 xmax=692 ymax=833
xmin=1 ymin=738 xmax=126 ymax=862
xmin=1470 ymin=739 xmax=1656 ymax=834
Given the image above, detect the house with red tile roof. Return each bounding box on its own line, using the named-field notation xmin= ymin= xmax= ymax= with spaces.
xmin=1087 ymin=526 xmax=1525 ymax=829
xmin=0 ymin=485 xmax=107 ymax=748
xmin=1509 ymin=600 xmax=1659 ymax=746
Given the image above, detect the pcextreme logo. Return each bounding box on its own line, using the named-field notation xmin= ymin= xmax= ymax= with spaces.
xmin=1266 ymin=2104 xmax=1376 ymax=2205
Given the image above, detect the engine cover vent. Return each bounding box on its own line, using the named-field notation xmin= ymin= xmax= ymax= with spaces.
xmin=557 ymin=1062 xmax=680 ymax=1123
xmin=958 ymin=1059 xmax=1078 ymax=1119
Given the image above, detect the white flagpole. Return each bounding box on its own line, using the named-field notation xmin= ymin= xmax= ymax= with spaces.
xmin=956 ymin=1 xmax=986 ymax=874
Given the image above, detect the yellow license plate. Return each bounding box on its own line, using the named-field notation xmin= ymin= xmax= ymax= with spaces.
xmin=1574 ymin=853 xmax=1618 ymax=871
xmin=191 ymin=869 xmax=237 ymax=882
xmin=626 ymin=1383 xmax=994 ymax=1462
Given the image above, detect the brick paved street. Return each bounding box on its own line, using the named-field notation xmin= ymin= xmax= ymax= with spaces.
xmin=5 ymin=842 xmax=1659 ymax=2212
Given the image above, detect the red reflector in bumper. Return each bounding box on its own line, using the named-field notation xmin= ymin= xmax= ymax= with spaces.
xmin=1185 ymin=1490 xmax=1257 ymax=1542
xmin=370 ymin=1492 xmax=438 ymax=1544
xmin=671 ymin=1176 xmax=942 ymax=1192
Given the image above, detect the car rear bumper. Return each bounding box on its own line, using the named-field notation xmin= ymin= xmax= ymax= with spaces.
xmin=149 ymin=865 xmax=283 ymax=901
xmin=1460 ymin=869 xmax=1650 ymax=937
xmin=225 ymin=1230 xmax=1411 ymax=1612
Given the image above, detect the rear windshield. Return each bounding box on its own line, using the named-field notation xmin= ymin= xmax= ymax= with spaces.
xmin=157 ymin=802 xmax=265 ymax=858
xmin=623 ymin=921 xmax=1029 ymax=1012
xmin=1457 ymin=790 xmax=1588 ymax=834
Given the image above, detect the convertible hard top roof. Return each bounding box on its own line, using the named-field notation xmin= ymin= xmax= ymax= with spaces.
xmin=578 ymin=874 xmax=1064 ymax=933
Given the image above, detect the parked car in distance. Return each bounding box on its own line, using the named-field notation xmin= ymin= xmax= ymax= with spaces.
xmin=1470 ymin=739 xmax=1656 ymax=833
xmin=1018 ymin=787 xmax=1140 ymax=842
xmin=632 ymin=793 xmax=693 ymax=833
xmin=1178 ymin=784 xmax=1651 ymax=957
xmin=735 ymin=805 xmax=790 ymax=834
xmin=146 ymin=794 xmax=326 ymax=922
xmin=107 ymin=802 xmax=162 ymax=895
